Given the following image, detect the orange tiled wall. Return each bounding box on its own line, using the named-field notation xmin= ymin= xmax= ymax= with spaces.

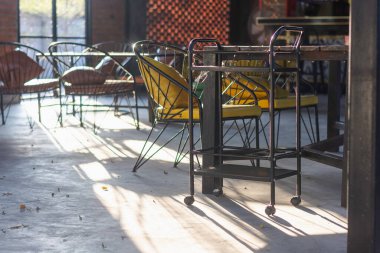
xmin=147 ymin=0 xmax=230 ymax=46
xmin=0 ymin=0 xmax=18 ymax=42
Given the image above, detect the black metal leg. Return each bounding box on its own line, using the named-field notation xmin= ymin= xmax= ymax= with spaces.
xmin=1 ymin=94 xmax=4 ymax=125
xmin=174 ymin=123 xmax=188 ymax=168
xmin=38 ymin=92 xmax=41 ymax=122
xmin=133 ymin=123 xmax=186 ymax=172
xmin=255 ymin=117 xmax=260 ymax=167
xmin=79 ymin=96 xmax=83 ymax=127
xmin=72 ymin=95 xmax=76 ymax=116
xmin=315 ymin=105 xmax=320 ymax=142
xmin=59 ymin=89 xmax=63 ymax=127
xmin=113 ymin=95 xmax=119 ymax=116
xmin=276 ymin=111 xmax=281 ymax=148
xmin=134 ymin=90 xmax=140 ymax=130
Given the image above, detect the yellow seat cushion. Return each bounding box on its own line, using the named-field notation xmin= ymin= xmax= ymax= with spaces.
xmin=158 ymin=104 xmax=261 ymax=120
xmin=224 ymin=59 xmax=266 ymax=76
xmin=258 ymin=95 xmax=319 ymax=109
xmin=139 ymin=56 xmax=190 ymax=108
xmin=223 ymin=75 xmax=289 ymax=100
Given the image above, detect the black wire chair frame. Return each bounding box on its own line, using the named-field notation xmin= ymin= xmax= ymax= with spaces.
xmin=223 ymin=57 xmax=320 ymax=147
xmin=0 ymin=41 xmax=61 ymax=128
xmin=48 ymin=41 xmax=139 ymax=131
xmin=132 ymin=40 xmax=262 ymax=172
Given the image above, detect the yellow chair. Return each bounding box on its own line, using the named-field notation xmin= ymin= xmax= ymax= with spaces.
xmin=223 ymin=58 xmax=320 ymax=146
xmin=133 ymin=41 xmax=262 ymax=171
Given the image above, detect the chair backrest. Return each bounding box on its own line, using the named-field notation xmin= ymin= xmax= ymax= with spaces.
xmin=92 ymin=41 xmax=141 ymax=79
xmin=0 ymin=42 xmax=57 ymax=93
xmin=48 ymin=42 xmax=133 ymax=88
xmin=133 ymin=41 xmax=199 ymax=115
xmin=222 ymin=59 xmax=293 ymax=101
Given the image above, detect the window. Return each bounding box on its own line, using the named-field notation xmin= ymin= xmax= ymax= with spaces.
xmin=19 ymin=0 xmax=88 ymax=51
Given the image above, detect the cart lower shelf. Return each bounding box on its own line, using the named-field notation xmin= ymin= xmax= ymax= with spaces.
xmin=194 ymin=164 xmax=298 ymax=181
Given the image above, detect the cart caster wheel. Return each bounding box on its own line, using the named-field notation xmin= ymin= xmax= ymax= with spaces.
xmin=290 ymin=196 xmax=301 ymax=206
xmin=213 ymin=188 xmax=223 ymax=197
xmin=184 ymin=196 xmax=194 ymax=206
xmin=265 ymin=205 xmax=276 ymax=216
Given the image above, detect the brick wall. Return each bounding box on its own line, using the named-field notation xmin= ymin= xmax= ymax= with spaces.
xmin=0 ymin=0 xmax=18 ymax=42
xmin=91 ymin=0 xmax=126 ymax=44
xmin=147 ymin=0 xmax=230 ymax=46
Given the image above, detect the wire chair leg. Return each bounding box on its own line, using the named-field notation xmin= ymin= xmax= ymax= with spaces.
xmin=174 ymin=123 xmax=188 ymax=167
xmin=133 ymin=123 xmax=186 ymax=172
xmin=79 ymin=96 xmax=83 ymax=127
xmin=1 ymin=94 xmax=4 ymax=125
xmin=113 ymin=95 xmax=119 ymax=116
xmin=315 ymin=105 xmax=320 ymax=142
xmin=58 ymin=90 xmax=63 ymax=127
xmin=124 ymin=93 xmax=138 ymax=129
xmin=255 ymin=117 xmax=260 ymax=167
xmin=38 ymin=92 xmax=42 ymax=123
xmin=276 ymin=111 xmax=281 ymax=149
xmin=134 ymin=90 xmax=140 ymax=130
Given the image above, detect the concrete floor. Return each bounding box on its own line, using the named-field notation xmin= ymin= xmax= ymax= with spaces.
xmin=0 ymin=96 xmax=347 ymax=253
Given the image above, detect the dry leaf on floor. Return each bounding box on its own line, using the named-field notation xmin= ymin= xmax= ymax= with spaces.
xmin=19 ymin=204 xmax=26 ymax=210
xmin=9 ymin=224 xmax=28 ymax=230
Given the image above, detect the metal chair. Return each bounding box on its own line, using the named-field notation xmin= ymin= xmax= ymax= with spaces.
xmin=132 ymin=41 xmax=262 ymax=171
xmin=223 ymin=55 xmax=320 ymax=147
xmin=93 ymin=41 xmax=150 ymax=126
xmin=48 ymin=42 xmax=139 ymax=131
xmin=0 ymin=42 xmax=60 ymax=128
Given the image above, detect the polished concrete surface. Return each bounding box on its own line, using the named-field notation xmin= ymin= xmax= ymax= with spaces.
xmin=0 ymin=96 xmax=346 ymax=252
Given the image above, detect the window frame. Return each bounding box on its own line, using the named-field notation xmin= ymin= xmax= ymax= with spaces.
xmin=18 ymin=0 xmax=91 ymax=44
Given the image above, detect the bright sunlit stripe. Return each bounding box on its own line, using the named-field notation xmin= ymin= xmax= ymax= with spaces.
xmin=77 ymin=162 xmax=112 ymax=181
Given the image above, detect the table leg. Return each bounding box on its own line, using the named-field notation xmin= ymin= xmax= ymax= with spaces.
xmin=327 ymin=61 xmax=342 ymax=141
xmin=328 ymin=60 xmax=347 ymax=208
xmin=201 ymin=53 xmax=223 ymax=194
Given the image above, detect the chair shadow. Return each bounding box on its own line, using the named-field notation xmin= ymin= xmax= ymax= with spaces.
xmin=295 ymin=205 xmax=346 ymax=230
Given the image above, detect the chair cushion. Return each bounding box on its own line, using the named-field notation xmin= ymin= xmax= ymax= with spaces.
xmin=158 ymin=104 xmax=261 ymax=120
xmin=64 ymin=79 xmax=134 ymax=95
xmin=140 ymin=56 xmax=190 ymax=108
xmin=62 ymin=66 xmax=106 ymax=85
xmin=95 ymin=56 xmax=115 ymax=76
xmin=0 ymin=51 xmax=44 ymax=89
xmin=258 ymin=95 xmax=319 ymax=109
xmin=0 ymin=78 xmax=59 ymax=94
xmin=223 ymin=75 xmax=289 ymax=100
